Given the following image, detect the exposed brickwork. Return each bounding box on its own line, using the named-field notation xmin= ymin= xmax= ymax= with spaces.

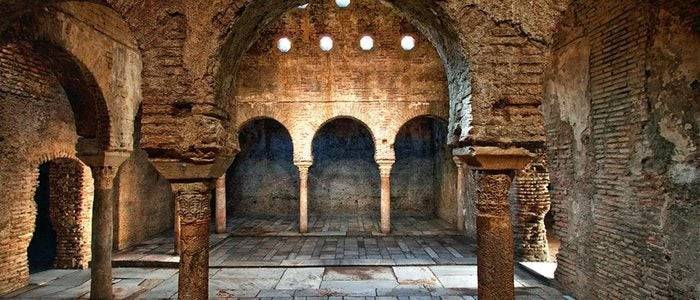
xmin=48 ymin=159 xmax=93 ymax=269
xmin=544 ymin=0 xmax=699 ymax=298
xmin=513 ymin=156 xmax=551 ymax=262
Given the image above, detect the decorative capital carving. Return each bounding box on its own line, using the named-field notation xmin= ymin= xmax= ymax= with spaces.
xmin=473 ymin=170 xmax=514 ymax=217
xmin=453 ymin=146 xmax=535 ymax=171
xmin=172 ymin=181 xmax=214 ymax=223
xmin=377 ymin=159 xmax=394 ymax=177
xmin=294 ymin=160 xmax=313 ymax=175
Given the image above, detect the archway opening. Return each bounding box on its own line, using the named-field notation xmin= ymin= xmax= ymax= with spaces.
xmin=310 ymin=117 xmax=378 ymax=218
xmin=227 ymin=118 xmax=297 ymax=228
xmin=392 ymin=116 xmax=456 ymax=229
xmin=28 ymin=158 xmax=92 ymax=273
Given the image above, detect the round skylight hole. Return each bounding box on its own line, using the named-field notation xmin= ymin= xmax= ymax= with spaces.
xmin=360 ymin=36 xmax=374 ymax=51
xmin=277 ymin=37 xmax=292 ymax=53
xmin=401 ymin=35 xmax=415 ymax=51
xmin=298 ymin=3 xmax=308 ymax=9
xmin=320 ymin=36 xmax=334 ymax=52
xmin=335 ymin=0 xmax=350 ymax=8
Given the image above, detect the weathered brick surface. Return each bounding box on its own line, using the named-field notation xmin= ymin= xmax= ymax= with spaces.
xmin=48 ymin=159 xmax=93 ymax=269
xmin=544 ymin=0 xmax=698 ymax=298
xmin=513 ymin=156 xmax=551 ymax=262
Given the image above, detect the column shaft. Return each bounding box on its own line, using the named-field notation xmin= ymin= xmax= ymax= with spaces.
xmin=172 ymin=182 xmax=213 ymax=300
xmin=297 ymin=163 xmax=311 ymax=233
xmin=474 ymin=170 xmax=515 ymax=300
xmin=215 ymin=175 xmax=227 ymax=234
xmin=174 ymin=199 xmax=180 ymax=255
xmin=89 ymin=166 xmax=119 ymax=300
xmin=379 ymin=163 xmax=393 ymax=234
xmin=454 ymin=157 xmax=466 ymax=232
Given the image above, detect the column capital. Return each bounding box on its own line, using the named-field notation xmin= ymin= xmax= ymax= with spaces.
xmin=453 ymin=146 xmax=535 ymax=171
xmin=79 ymin=151 xmax=131 ymax=168
xmin=294 ymin=160 xmax=313 ymax=168
xmin=377 ymin=159 xmax=394 ymax=177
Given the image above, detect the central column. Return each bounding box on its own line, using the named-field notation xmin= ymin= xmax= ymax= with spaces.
xmin=295 ymin=161 xmax=312 ymax=233
xmin=453 ymin=157 xmax=466 ymax=232
xmin=454 ymin=146 xmax=534 ymax=300
xmin=473 ymin=170 xmax=515 ymax=300
xmin=81 ymin=152 xmax=130 ymax=300
xmin=378 ymin=160 xmax=394 ymax=234
xmin=215 ymin=175 xmax=227 ymax=234
xmin=172 ymin=181 xmax=213 ymax=300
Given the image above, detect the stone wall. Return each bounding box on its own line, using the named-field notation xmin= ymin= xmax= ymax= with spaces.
xmin=544 ymin=0 xmax=699 ymax=298
xmin=114 ymin=150 xmax=173 ymax=251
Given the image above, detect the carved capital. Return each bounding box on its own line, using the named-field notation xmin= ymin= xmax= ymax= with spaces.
xmin=294 ymin=160 xmax=313 ymax=176
xmin=473 ymin=170 xmax=514 ymax=216
xmin=80 ymin=151 xmax=131 ymax=190
xmin=172 ymin=181 xmax=214 ymax=224
xmin=377 ymin=159 xmax=394 ymax=177
xmin=453 ymin=146 xmax=535 ymax=171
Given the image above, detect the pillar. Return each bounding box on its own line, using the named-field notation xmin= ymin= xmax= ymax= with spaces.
xmin=81 ymin=152 xmax=130 ymax=300
xmin=453 ymin=157 xmax=466 ymax=232
xmin=172 ymin=181 xmax=213 ymax=300
xmin=378 ymin=160 xmax=394 ymax=234
xmin=174 ymin=199 xmax=180 ymax=255
xmin=215 ymin=175 xmax=227 ymax=234
xmin=295 ymin=161 xmax=312 ymax=233
xmin=454 ymin=146 xmax=534 ymax=300
xmin=514 ymin=160 xmax=551 ymax=262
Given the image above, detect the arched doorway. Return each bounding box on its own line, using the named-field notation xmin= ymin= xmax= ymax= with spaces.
xmin=227 ymin=118 xmax=297 ymax=230
xmin=309 ymin=117 xmax=379 ymax=224
xmin=392 ymin=116 xmax=456 ymax=228
xmin=28 ymin=158 xmax=92 ymax=273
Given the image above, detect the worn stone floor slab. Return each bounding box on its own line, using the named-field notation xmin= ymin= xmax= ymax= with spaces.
xmin=4 ymin=265 xmax=565 ymax=299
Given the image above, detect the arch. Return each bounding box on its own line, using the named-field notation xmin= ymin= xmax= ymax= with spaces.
xmin=2 ymin=1 xmax=143 ymax=152
xmin=309 ymin=117 xmax=379 ymax=215
xmin=391 ymin=115 xmax=455 ymax=223
xmin=28 ymin=157 xmax=93 ymax=272
xmin=393 ymin=114 xmax=448 ymax=143
xmin=311 ymin=115 xmax=377 ymax=159
xmin=217 ymin=0 xmax=472 ymax=149
xmin=228 ymin=117 xmax=298 ymax=216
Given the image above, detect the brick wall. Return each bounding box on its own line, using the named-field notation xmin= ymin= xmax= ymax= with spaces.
xmin=48 ymin=159 xmax=93 ymax=269
xmin=544 ymin=0 xmax=699 ymax=298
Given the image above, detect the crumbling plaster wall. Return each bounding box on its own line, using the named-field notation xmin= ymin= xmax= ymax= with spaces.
xmin=543 ymin=0 xmax=699 ymax=298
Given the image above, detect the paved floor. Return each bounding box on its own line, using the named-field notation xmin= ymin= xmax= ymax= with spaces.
xmin=114 ymin=216 xmax=473 ymax=268
xmin=228 ymin=215 xmax=461 ymax=237
xmin=4 ymin=266 xmax=564 ymax=299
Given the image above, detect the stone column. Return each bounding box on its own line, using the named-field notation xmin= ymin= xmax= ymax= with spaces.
xmin=215 ymin=175 xmax=227 ymax=234
xmin=453 ymin=157 xmax=466 ymax=232
xmin=295 ymin=161 xmax=312 ymax=233
xmin=174 ymin=199 xmax=180 ymax=255
xmin=454 ymin=146 xmax=534 ymax=300
xmin=378 ymin=161 xmax=394 ymax=234
xmin=172 ymin=181 xmax=213 ymax=300
xmin=80 ymin=152 xmax=130 ymax=300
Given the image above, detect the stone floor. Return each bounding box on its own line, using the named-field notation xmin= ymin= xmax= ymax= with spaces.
xmin=114 ymin=235 xmax=475 ymax=268
xmin=4 ymin=266 xmax=564 ymax=299
xmin=114 ymin=216 xmax=472 ymax=268
xmin=228 ymin=215 xmax=461 ymax=237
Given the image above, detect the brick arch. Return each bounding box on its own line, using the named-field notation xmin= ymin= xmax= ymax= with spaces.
xmin=1 ymin=1 xmax=143 ymax=152
xmin=311 ymin=115 xmax=377 ymax=160
xmin=236 ymin=116 xmax=297 ymax=159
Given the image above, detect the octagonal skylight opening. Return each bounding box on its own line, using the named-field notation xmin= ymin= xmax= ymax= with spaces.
xmin=298 ymin=3 xmax=309 ymax=9
xmin=401 ymin=35 xmax=415 ymax=51
xmin=320 ymin=36 xmax=334 ymax=52
xmin=336 ymin=0 xmax=350 ymax=8
xmin=360 ymin=36 xmax=374 ymax=51
xmin=277 ymin=37 xmax=292 ymax=53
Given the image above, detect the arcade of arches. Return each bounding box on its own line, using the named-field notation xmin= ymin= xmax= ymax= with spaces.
xmin=0 ymin=0 xmax=697 ymax=299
